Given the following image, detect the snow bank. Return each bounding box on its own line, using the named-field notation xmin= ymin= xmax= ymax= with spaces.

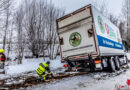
xmin=50 ymin=57 xmax=63 ymax=70
xmin=26 ymin=64 xmax=130 ymax=90
xmin=5 ymin=56 xmax=63 ymax=75
xmin=126 ymin=53 xmax=130 ymax=60
xmin=6 ymin=58 xmax=43 ymax=75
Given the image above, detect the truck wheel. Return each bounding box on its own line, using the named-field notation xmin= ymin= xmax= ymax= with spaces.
xmin=114 ymin=56 xmax=120 ymax=70
xmin=109 ymin=57 xmax=116 ymax=72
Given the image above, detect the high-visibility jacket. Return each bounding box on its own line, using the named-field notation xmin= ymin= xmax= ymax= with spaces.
xmin=36 ymin=63 xmax=51 ymax=76
xmin=0 ymin=53 xmax=6 ymax=61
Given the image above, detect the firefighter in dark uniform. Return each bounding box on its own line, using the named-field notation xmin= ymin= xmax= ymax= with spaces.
xmin=36 ymin=61 xmax=53 ymax=80
xmin=0 ymin=49 xmax=6 ymax=69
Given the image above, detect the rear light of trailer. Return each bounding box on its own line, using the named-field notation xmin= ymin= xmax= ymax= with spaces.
xmin=64 ymin=64 xmax=68 ymax=67
xmin=94 ymin=60 xmax=101 ymax=64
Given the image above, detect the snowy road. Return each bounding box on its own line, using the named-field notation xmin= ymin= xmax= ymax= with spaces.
xmin=1 ymin=55 xmax=129 ymax=90
xmin=24 ymin=65 xmax=130 ymax=90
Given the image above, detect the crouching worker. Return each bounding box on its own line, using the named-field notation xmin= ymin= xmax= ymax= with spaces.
xmin=0 ymin=49 xmax=6 ymax=69
xmin=36 ymin=61 xmax=53 ymax=81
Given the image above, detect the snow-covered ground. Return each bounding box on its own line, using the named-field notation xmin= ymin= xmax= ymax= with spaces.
xmin=126 ymin=53 xmax=130 ymax=61
xmin=5 ymin=56 xmax=63 ymax=75
xmin=0 ymin=53 xmax=129 ymax=89
xmin=4 ymin=52 xmax=130 ymax=75
xmin=24 ymin=65 xmax=130 ymax=90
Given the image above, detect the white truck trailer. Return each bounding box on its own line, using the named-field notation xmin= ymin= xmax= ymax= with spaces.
xmin=56 ymin=4 xmax=128 ymax=72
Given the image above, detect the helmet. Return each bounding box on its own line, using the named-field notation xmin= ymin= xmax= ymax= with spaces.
xmin=0 ymin=49 xmax=4 ymax=53
xmin=46 ymin=61 xmax=50 ymax=65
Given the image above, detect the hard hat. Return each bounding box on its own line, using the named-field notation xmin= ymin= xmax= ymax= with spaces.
xmin=0 ymin=49 xmax=4 ymax=53
xmin=46 ymin=61 xmax=50 ymax=65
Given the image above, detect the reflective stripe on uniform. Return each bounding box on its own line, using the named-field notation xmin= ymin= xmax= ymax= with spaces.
xmin=37 ymin=68 xmax=43 ymax=73
xmin=36 ymin=68 xmax=44 ymax=74
xmin=39 ymin=63 xmax=45 ymax=68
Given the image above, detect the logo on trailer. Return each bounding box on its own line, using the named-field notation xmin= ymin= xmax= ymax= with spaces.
xmin=98 ymin=16 xmax=105 ymax=34
xmin=98 ymin=16 xmax=116 ymax=40
xmin=69 ymin=32 xmax=81 ymax=47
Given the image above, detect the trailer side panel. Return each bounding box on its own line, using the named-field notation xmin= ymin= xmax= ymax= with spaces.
xmin=92 ymin=6 xmax=124 ymax=56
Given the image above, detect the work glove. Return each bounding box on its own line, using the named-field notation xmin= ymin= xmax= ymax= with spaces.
xmin=49 ymin=72 xmax=54 ymax=78
xmin=50 ymin=73 xmax=54 ymax=77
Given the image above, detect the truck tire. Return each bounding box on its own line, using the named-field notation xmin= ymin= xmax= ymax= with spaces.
xmin=109 ymin=57 xmax=116 ymax=72
xmin=114 ymin=56 xmax=120 ymax=70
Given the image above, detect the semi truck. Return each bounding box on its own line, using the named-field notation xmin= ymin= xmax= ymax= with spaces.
xmin=56 ymin=4 xmax=128 ymax=72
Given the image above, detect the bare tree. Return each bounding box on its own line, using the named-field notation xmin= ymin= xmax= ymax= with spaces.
xmin=46 ymin=5 xmax=64 ymax=59
xmin=122 ymin=0 xmax=130 ymax=50
xmin=22 ymin=0 xmax=64 ymax=59
xmin=15 ymin=5 xmax=25 ymax=64
xmin=119 ymin=22 xmax=125 ymax=39
xmin=7 ymin=20 xmax=14 ymax=58
xmin=107 ymin=13 xmax=119 ymax=26
xmin=23 ymin=0 xmax=47 ymax=58
xmin=93 ymin=0 xmax=120 ymax=27
xmin=0 ymin=0 xmax=12 ymax=14
xmin=0 ymin=0 xmax=13 ymax=51
xmin=2 ymin=0 xmax=13 ymax=50
xmin=92 ymin=0 xmax=109 ymax=16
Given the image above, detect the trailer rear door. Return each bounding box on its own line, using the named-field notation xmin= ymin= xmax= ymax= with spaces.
xmin=57 ymin=6 xmax=98 ymax=58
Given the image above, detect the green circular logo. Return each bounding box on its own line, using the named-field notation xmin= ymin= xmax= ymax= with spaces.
xmin=69 ymin=32 xmax=81 ymax=47
xmin=98 ymin=16 xmax=105 ymax=34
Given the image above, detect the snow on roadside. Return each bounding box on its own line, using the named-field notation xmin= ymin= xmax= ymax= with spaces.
xmin=126 ymin=53 xmax=130 ymax=60
xmin=5 ymin=56 xmax=63 ymax=75
xmin=50 ymin=57 xmax=64 ymax=70
xmin=26 ymin=65 xmax=130 ymax=90
xmin=4 ymin=52 xmax=130 ymax=76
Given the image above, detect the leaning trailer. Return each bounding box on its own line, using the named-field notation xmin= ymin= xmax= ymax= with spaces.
xmin=56 ymin=4 xmax=127 ymax=72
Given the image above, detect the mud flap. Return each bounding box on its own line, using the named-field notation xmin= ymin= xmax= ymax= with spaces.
xmin=90 ymin=60 xmax=95 ymax=72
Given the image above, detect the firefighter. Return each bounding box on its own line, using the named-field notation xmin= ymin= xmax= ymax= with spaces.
xmin=36 ymin=61 xmax=53 ymax=80
xmin=0 ymin=49 xmax=6 ymax=69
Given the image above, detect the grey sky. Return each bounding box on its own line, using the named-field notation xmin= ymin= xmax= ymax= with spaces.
xmin=51 ymin=0 xmax=123 ymax=16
